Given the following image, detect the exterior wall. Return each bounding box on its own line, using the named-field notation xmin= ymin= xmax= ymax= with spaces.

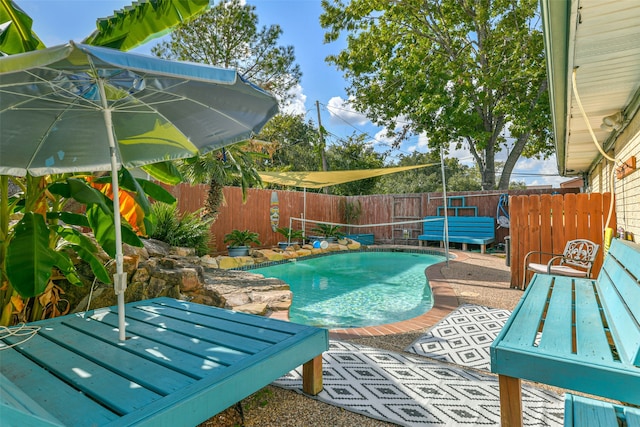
xmin=589 ymin=110 xmax=640 ymax=241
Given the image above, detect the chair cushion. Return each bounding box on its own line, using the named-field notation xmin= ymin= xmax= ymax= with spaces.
xmin=528 ymin=263 xmax=588 ymax=277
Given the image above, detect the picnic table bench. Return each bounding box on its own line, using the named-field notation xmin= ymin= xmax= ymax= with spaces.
xmin=490 ymin=238 xmax=640 ymax=426
xmin=0 ymin=297 xmax=328 ymax=426
xmin=418 ymin=216 xmax=496 ymax=253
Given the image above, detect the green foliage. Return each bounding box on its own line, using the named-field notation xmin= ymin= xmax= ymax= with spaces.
xmin=148 ymin=202 xmax=212 ymax=256
xmin=82 ymin=0 xmax=209 ymax=51
xmin=320 ymin=0 xmax=552 ymax=190
xmin=375 ymin=151 xmax=481 ymax=194
xmin=152 ymin=0 xmax=301 ymax=105
xmin=0 ymin=0 xmax=198 ymax=325
xmin=341 ymin=199 xmax=362 ymax=224
xmin=311 ymin=223 xmax=345 ymax=239
xmin=0 ymin=1 xmax=45 ymax=55
xmin=275 ymin=226 xmax=304 ymax=241
xmin=326 ymin=134 xmax=386 ymax=195
xmin=256 ymin=114 xmax=320 ymax=172
xmin=223 ymin=229 xmax=261 ymax=247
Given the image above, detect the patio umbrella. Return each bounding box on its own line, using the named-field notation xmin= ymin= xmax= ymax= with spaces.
xmin=0 ymin=41 xmax=279 ymax=340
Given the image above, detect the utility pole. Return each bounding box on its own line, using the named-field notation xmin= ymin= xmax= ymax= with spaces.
xmin=316 ymin=100 xmax=329 ymax=194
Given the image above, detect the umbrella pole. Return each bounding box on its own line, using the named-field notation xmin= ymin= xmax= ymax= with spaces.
xmin=98 ymin=79 xmax=127 ymax=341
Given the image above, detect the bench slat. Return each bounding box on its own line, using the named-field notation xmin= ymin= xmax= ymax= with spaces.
xmin=62 ymin=316 xmax=229 ymax=376
xmin=574 ymin=279 xmax=614 ymax=361
xmin=124 ymin=308 xmax=274 ymax=354
xmin=537 ymin=276 xmax=573 ymax=353
xmin=498 ymin=274 xmax=552 ymax=348
xmin=4 ymin=333 xmax=163 ymax=414
xmin=626 ymin=408 xmax=640 ymax=427
xmin=37 ymin=323 xmax=196 ymax=394
xmin=136 ymin=304 xmax=300 ymax=344
xmin=85 ymin=312 xmax=251 ymax=366
xmin=1 ymin=374 xmax=65 ymax=426
xmin=0 ymin=349 xmax=120 ymax=425
xmin=596 ymin=268 xmax=640 ymax=366
xmin=611 ymin=238 xmax=640 ymax=282
xmin=565 ymin=394 xmax=620 ymax=427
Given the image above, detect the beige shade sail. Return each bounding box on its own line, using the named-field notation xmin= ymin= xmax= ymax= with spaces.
xmin=259 ymin=164 xmax=437 ymax=189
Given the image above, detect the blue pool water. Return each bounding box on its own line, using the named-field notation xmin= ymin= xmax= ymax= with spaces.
xmin=251 ymin=251 xmax=444 ymax=328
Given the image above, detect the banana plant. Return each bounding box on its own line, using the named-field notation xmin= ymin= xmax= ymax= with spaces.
xmin=1 ymin=171 xmax=176 ymax=325
xmin=0 ymin=0 xmax=207 ymax=325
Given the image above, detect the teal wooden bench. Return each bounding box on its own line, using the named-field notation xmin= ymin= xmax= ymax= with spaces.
xmin=0 ymin=297 xmax=328 ymax=426
xmin=564 ymin=393 xmax=640 ymax=427
xmin=418 ymin=216 xmax=496 ymax=253
xmin=490 ymin=238 xmax=640 ymax=426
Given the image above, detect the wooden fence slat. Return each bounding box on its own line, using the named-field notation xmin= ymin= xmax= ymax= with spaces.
xmin=540 ymin=194 xmax=553 ymax=262
xmin=551 ymin=194 xmax=566 ymax=255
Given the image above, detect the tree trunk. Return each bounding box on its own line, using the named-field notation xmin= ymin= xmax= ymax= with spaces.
xmin=204 ymin=178 xmax=224 ymax=221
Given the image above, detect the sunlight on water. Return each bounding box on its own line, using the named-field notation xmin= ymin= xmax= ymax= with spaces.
xmin=252 ymin=252 xmax=443 ymax=328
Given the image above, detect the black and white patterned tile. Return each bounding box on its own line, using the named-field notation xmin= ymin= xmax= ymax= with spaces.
xmin=406 ymin=304 xmax=511 ymax=371
xmin=274 ymin=340 xmax=564 ymax=426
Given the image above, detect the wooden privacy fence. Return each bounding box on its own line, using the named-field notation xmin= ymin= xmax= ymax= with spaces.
xmin=168 ymin=184 xmax=582 ymax=255
xmin=510 ymin=192 xmax=616 ymax=289
xmin=169 ymin=185 xmax=344 ymax=253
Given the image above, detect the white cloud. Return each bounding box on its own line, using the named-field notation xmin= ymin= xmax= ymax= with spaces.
xmin=280 ymin=84 xmax=307 ymax=116
xmin=447 ymin=142 xmax=475 ymax=165
xmin=326 ymin=96 xmax=370 ymax=126
xmin=513 ymin=155 xmax=573 ymax=187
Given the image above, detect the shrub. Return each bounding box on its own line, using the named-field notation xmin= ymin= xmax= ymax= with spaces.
xmin=223 ymin=229 xmax=261 ymax=247
xmin=148 ymin=202 xmax=212 ymax=256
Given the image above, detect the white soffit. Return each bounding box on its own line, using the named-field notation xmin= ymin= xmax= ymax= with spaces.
xmin=565 ymin=0 xmax=640 ymax=174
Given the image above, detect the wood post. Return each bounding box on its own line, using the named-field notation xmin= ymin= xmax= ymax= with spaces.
xmin=499 ymin=375 xmax=523 ymax=427
xmin=302 ymin=355 xmax=323 ymax=395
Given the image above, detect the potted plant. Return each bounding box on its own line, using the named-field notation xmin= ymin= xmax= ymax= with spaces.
xmin=275 ymin=227 xmax=305 ymax=249
xmin=310 ymin=223 xmax=345 ymax=243
xmin=224 ymin=229 xmax=261 ymax=257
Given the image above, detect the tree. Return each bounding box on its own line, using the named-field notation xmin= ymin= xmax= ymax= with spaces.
xmin=320 ymin=0 xmax=553 ymax=190
xmin=374 ymin=151 xmax=481 ymax=194
xmin=0 ymin=0 xmax=206 ymax=325
xmin=152 ymin=0 xmax=301 ymax=106
xmin=326 ymin=133 xmax=385 ymax=195
xmin=255 ymin=114 xmax=320 ymax=172
xmin=152 ymin=0 xmax=302 ymax=217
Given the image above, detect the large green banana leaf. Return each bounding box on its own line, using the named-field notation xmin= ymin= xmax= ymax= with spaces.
xmin=0 ymin=0 xmax=45 ymax=54
xmin=82 ymin=0 xmax=209 ymax=51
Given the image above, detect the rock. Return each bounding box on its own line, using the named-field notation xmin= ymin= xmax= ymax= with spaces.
xmin=347 ymin=241 xmax=362 ymax=250
xmin=269 ymin=300 xmax=292 ymax=311
xmin=296 ymin=248 xmax=312 ymax=257
xmin=124 ymin=244 xmax=149 ymax=260
xmin=131 ymin=267 xmax=150 ymax=283
xmin=142 ymin=238 xmax=171 ymax=257
xmin=233 ymin=302 xmax=268 ymax=315
xmin=200 ymin=255 xmax=218 ymax=269
xmin=254 ymin=249 xmax=285 ymax=262
xmin=217 ymin=256 xmax=241 ymax=269
xmin=171 ymin=246 xmax=196 ymax=257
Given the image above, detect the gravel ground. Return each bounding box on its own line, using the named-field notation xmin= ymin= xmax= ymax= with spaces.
xmin=200 ymin=250 xmax=522 ymax=427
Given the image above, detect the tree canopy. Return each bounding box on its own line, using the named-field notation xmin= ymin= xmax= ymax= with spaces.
xmin=152 ymin=0 xmax=301 ymax=106
xmin=320 ymin=0 xmax=553 ymax=190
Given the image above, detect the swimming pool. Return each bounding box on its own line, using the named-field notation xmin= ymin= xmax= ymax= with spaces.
xmin=251 ymin=251 xmax=445 ymax=328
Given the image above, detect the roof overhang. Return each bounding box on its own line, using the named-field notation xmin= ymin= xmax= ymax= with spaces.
xmin=540 ymin=0 xmax=640 ymax=176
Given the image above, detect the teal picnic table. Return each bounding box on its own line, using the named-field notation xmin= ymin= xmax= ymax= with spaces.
xmin=0 ymin=297 xmax=328 ymax=427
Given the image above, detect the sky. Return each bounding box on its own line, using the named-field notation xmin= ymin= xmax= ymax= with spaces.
xmin=17 ymin=0 xmax=569 ymax=187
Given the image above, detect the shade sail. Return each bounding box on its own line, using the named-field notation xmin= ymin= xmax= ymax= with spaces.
xmin=259 ymin=164 xmax=437 ymax=189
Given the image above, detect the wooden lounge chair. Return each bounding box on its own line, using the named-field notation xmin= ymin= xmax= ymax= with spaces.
xmin=522 ymin=238 xmax=599 ymax=288
xmin=0 ymin=297 xmax=328 ymax=427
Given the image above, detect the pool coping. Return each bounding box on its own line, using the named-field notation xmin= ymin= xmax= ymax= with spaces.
xmin=265 ymin=247 xmax=466 ymax=340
